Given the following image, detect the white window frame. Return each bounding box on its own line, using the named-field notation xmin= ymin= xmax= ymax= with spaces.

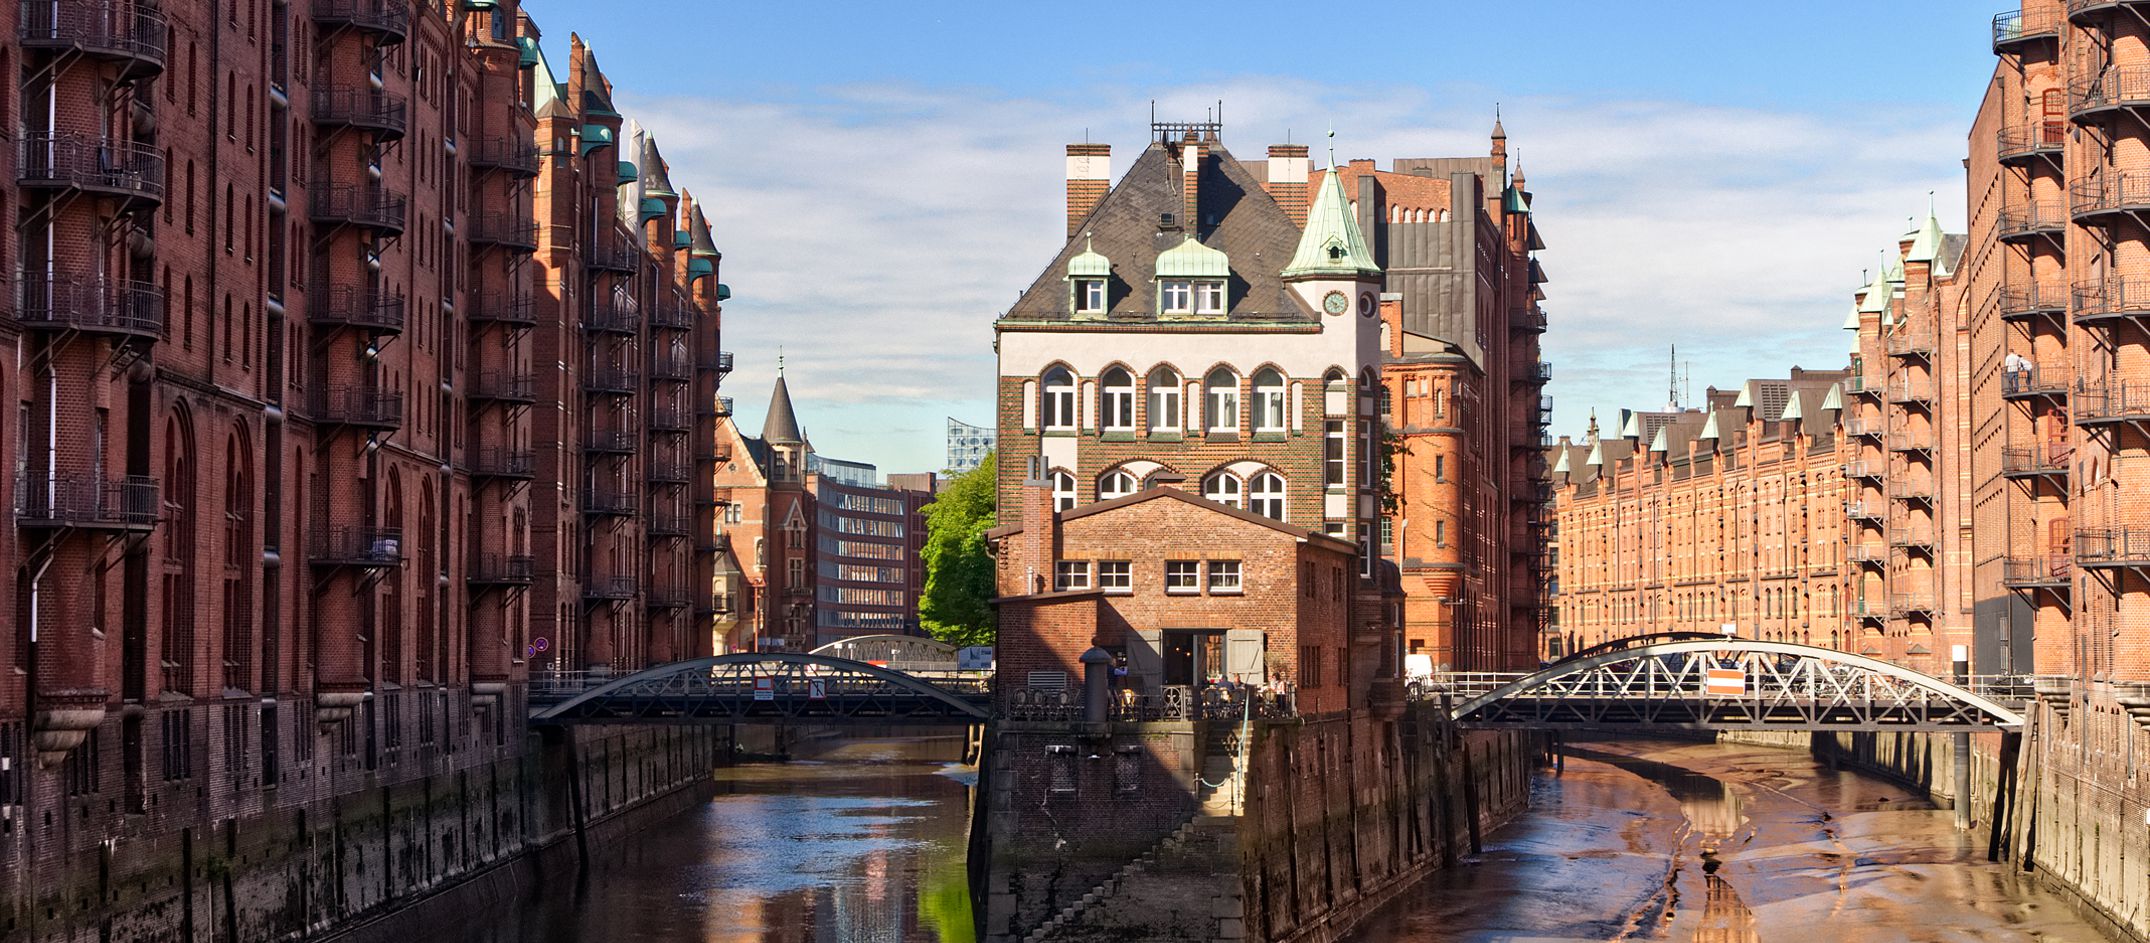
xmin=1148 ymin=367 xmax=1181 ymax=432
xmin=1249 ymin=471 xmax=1286 ymax=521
xmin=1077 ymin=278 xmax=1106 ymax=313
xmin=1325 ymin=420 xmax=1346 ymax=487
xmin=1098 ymin=560 xmax=1132 ymax=594
xmin=1098 ymin=470 xmax=1137 ymax=501
xmin=1101 ymin=368 xmax=1135 ymax=431
xmin=1207 ymin=560 xmax=1242 ymax=595
xmin=1052 ymin=470 xmax=1077 ymax=511
xmin=1160 ymin=280 xmax=1193 ymax=314
xmin=1194 ymin=279 xmax=1225 ymax=314
xmin=1053 ymin=561 xmax=1090 ymax=591
xmin=1251 ymin=368 xmax=1286 ymax=432
xmin=1165 ymin=560 xmax=1200 ymax=595
xmin=1041 ymin=367 xmax=1076 ymax=431
xmin=1205 ymin=369 xmax=1238 ymax=433
xmin=1203 ymin=473 xmax=1242 ymax=509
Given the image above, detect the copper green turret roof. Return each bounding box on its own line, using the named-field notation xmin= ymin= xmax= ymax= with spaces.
xmin=1906 ymin=205 xmax=1946 ymax=263
xmin=1283 ymin=163 xmax=1380 ymax=279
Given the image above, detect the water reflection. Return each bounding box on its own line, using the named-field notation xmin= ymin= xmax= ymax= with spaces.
xmin=440 ymin=737 xmax=976 ymax=943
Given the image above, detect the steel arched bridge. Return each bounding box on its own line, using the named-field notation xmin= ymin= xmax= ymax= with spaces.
xmin=529 ymin=652 xmax=991 ymax=726
xmin=1423 ymin=639 xmax=2029 ymax=733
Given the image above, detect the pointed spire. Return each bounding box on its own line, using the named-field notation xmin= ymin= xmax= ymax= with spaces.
xmin=763 ymin=371 xmax=805 ymax=446
xmin=1283 ymin=138 xmax=1380 ymax=280
xmin=1492 ymin=104 xmax=1505 ymax=141
xmin=1906 ymin=193 xmax=1947 ymax=263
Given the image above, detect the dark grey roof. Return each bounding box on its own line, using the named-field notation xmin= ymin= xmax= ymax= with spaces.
xmin=762 ymin=375 xmax=805 ymax=446
xmin=1002 ymin=141 xmax=1307 ymax=322
xmin=740 ymin=434 xmax=771 ymax=474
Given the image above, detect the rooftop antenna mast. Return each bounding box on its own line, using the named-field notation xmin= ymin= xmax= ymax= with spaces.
xmin=1669 ymin=344 xmax=1679 ymax=410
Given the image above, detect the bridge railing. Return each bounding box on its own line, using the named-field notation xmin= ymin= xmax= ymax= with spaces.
xmin=1004 ymin=684 xmax=1295 ymax=723
xmin=1412 ymin=668 xmax=2043 ymax=705
xmin=527 ymin=663 xmax=992 ymax=709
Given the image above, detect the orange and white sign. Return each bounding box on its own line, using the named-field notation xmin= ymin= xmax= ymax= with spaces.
xmin=1705 ymin=667 xmax=1746 ymax=697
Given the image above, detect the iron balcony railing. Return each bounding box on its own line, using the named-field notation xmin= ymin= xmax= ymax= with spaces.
xmin=2076 ymin=381 xmax=2150 ymax=424
xmin=647 ymin=585 xmax=691 ymax=610
xmin=2000 ymin=444 xmax=2070 ymax=477
xmin=1519 ymin=361 xmax=1552 ymax=384
xmin=1998 ymin=201 xmax=2066 ymax=239
xmin=2077 ymin=529 xmax=2150 ymax=568
xmin=1889 ymin=525 xmax=1936 ymax=549
xmin=470 ymin=554 xmax=535 ymax=584
xmin=308 ymin=385 xmax=404 ymax=428
xmin=1886 ymin=429 xmax=1931 ymax=453
xmin=1993 ymin=8 xmax=2061 ymax=52
xmin=1843 ymin=459 xmax=1883 ymax=479
xmin=1848 ymin=543 xmax=1888 ymax=565
xmin=1886 ymin=332 xmax=1935 ymax=359
xmin=2002 ymin=363 xmax=2070 ymax=398
xmin=650 ymin=354 xmax=692 ymax=382
xmin=310 ymin=0 xmax=410 ymax=40
xmin=469 ymin=371 xmax=536 ymax=403
xmin=311 ymin=85 xmax=409 ymax=137
xmin=587 ymin=229 xmax=640 ymax=273
xmin=583 ymin=430 xmax=637 ymax=454
xmin=706 ymin=351 xmax=736 ymax=376
xmin=18 ymin=0 xmax=167 ymax=73
xmin=584 ymin=297 xmax=639 ymax=334
xmin=581 ymin=489 xmax=636 ymax=516
xmin=469 ymin=290 xmax=537 ymax=327
xmin=309 ymin=285 xmax=405 ymax=333
xmin=467 ymin=211 xmax=538 ymax=252
xmin=649 ymin=406 xmax=690 ymax=433
xmin=1888 ymin=379 xmax=1934 ymax=404
xmin=1846 ymin=500 xmax=1886 ymax=521
xmin=2002 ymin=554 xmax=2072 ymax=587
xmin=1998 ymin=281 xmax=2069 ymax=319
xmin=649 ymin=304 xmax=695 ymax=330
xmin=583 ymin=368 xmax=639 ymax=395
xmin=1889 ymin=593 xmax=1936 ymax=616
xmin=2069 ymin=65 xmax=2150 ymax=117
xmin=1996 ymin=119 xmax=2066 ymax=161
xmin=1509 ymin=307 xmax=1548 ymax=332
xmin=2070 ymin=171 xmax=2150 ymax=219
xmin=2068 ymin=0 xmax=2150 ymax=13
xmin=2072 ymin=277 xmax=2150 ymax=324
xmin=16 ymin=274 xmax=164 ymax=337
xmin=310 ymin=185 xmax=408 ymax=233
xmin=1842 ymin=417 xmax=1883 ymax=438
xmin=310 ymin=526 xmax=403 ymax=568
xmin=17 ymin=132 xmax=165 ymax=202
xmin=469 ymin=447 xmax=535 ymax=479
xmin=584 ymin=576 xmax=639 ymax=600
xmin=1848 ymin=373 xmax=1880 ymax=397
xmin=1891 ymin=479 xmax=1937 ymax=502
xmin=467 ymin=135 xmax=542 ymax=176
xmin=14 ymin=473 xmax=158 ymax=528
xmin=647 ymin=459 xmax=690 ymax=483
xmin=647 ymin=511 xmax=689 ymax=537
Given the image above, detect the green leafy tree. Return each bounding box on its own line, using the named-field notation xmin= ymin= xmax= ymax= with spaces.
xmin=920 ymin=453 xmax=997 ymax=646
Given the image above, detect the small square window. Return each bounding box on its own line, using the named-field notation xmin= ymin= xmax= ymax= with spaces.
xmin=1077 ymin=279 xmax=1107 ymax=313
xmin=1207 ymin=560 xmax=1242 ymax=594
xmin=1165 ymin=560 xmax=1200 ymax=594
xmin=1053 ymin=561 xmax=1091 ymax=591
xmin=1195 ymin=280 xmax=1225 ymax=314
xmin=1098 ymin=561 xmax=1132 ymax=594
xmin=1161 ymin=280 xmax=1193 ymax=313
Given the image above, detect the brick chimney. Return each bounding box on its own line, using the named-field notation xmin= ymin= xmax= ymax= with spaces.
xmin=1066 ymin=144 xmax=1111 ymax=238
xmin=1178 ymin=134 xmax=1204 ymax=232
xmin=1017 ymin=456 xmax=1060 ymax=595
xmin=1265 ymin=144 xmax=1310 ymax=226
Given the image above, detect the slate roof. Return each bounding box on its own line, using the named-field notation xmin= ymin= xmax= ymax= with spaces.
xmin=762 ymin=375 xmax=806 ymax=446
xmin=1002 ymin=141 xmax=1309 ymax=323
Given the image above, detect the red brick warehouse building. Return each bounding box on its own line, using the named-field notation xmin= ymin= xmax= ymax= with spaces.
xmin=0 ymin=0 xmax=730 ymax=918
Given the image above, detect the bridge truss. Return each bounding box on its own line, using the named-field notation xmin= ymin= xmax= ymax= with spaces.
xmin=529 ymin=653 xmax=992 ymax=726
xmin=1434 ymin=640 xmax=2028 ymax=733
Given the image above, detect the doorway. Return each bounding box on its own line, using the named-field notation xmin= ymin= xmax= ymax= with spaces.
xmin=1162 ymin=629 xmax=1225 ymax=687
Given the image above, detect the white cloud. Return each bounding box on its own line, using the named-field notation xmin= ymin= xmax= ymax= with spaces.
xmin=621 ymin=80 xmax=1967 ymax=471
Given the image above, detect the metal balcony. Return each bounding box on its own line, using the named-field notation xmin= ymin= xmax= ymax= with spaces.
xmin=1846 ymin=501 xmax=1885 ymax=521
xmin=14 ymin=473 xmax=158 ymax=530
xmin=311 ymin=0 xmax=410 ymax=42
xmin=2072 ymin=66 xmax=2150 ymax=120
xmin=467 ymin=212 xmax=537 ymax=252
xmin=705 ymin=351 xmax=736 ymax=379
xmin=467 ymin=135 xmax=541 ymax=177
xmin=1996 ymin=120 xmax=2065 ymax=164
xmin=1849 ymin=543 xmax=1888 ymax=566
xmin=587 ymin=230 xmax=640 ymax=274
xmin=2000 ymin=444 xmax=2070 ymax=479
xmin=647 ymin=586 xmax=691 ymax=610
xmin=469 ymin=290 xmax=537 ymax=328
xmin=1887 ymin=430 xmax=1932 ymax=454
xmin=2073 ymin=172 xmax=2150 ymax=226
xmin=469 ymin=447 xmax=535 ymax=480
xmin=1997 ymin=201 xmax=2066 ymax=242
xmin=1843 ymin=459 xmax=1883 ymax=480
xmin=581 ymin=489 xmax=636 ymax=517
xmin=309 ymin=286 xmax=405 ymax=334
xmin=1999 ymin=281 xmax=2068 ymax=322
xmin=15 ymin=275 xmax=163 ymax=339
xmin=2077 ymin=382 xmax=2150 ymax=427
xmin=469 ymin=371 xmax=536 ymax=404
xmin=2069 ymin=0 xmax=2150 ymax=19
xmin=1889 ymin=526 xmax=1935 ymax=550
xmin=310 ymin=526 xmax=403 ymax=569
xmin=2002 ymin=363 xmax=2069 ymax=400
xmin=1509 ymin=307 xmax=1547 ymax=333
xmin=650 ymin=406 xmax=690 ymax=433
xmin=1848 ymin=373 xmax=1881 ymax=398
xmin=469 ymin=554 xmax=535 ymax=586
xmin=1886 ymin=332 xmax=1935 ymax=360
xmin=647 ymin=512 xmax=689 ymax=537
xmin=702 ymin=395 xmax=737 ymax=418
xmin=583 ymin=369 xmax=639 ymax=396
xmin=1514 ymin=361 xmax=1552 ymax=385
xmin=650 ymin=354 xmax=692 ymax=382
xmin=17 ymin=133 xmax=165 ymax=206
xmin=1888 ymin=380 xmax=1934 ymax=405
xmin=308 ymin=386 xmax=404 ymax=430
xmin=310 ymin=185 xmax=408 ymax=235
xmin=2002 ymin=554 xmax=2072 ymax=589
xmin=2072 ymin=277 xmax=2150 ymax=327
xmin=1891 ymin=479 xmax=1937 ymax=503
xmin=583 ymin=576 xmax=639 ymax=601
xmin=583 ymin=430 xmax=637 ymax=455
xmin=1842 ymin=417 xmax=1884 ymax=439
xmin=18 ymin=0 xmax=167 ymax=78
xmin=1994 ymin=8 xmax=2061 ymax=53
xmin=2077 ymin=529 xmax=2150 ymax=570
xmin=1889 ymin=594 xmax=1936 ymax=617
xmin=647 ymin=459 xmax=690 ymax=484
xmin=584 ymin=298 xmax=639 ymax=335
xmin=649 ymin=304 xmax=695 ymax=330
xmin=311 ymin=85 xmax=409 ymax=139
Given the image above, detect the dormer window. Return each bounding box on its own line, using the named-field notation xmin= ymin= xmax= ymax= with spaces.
xmin=1195 ymin=280 xmax=1225 ymax=314
xmin=1076 ymin=279 xmax=1107 ymax=313
xmin=1161 ymin=280 xmax=1193 ymax=314
xmin=1066 ymin=233 xmax=1112 ymax=316
xmin=1155 ymin=234 xmax=1231 ymax=317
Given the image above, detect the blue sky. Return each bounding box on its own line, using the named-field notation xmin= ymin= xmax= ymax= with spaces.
xmin=526 ymin=0 xmax=1998 ymax=474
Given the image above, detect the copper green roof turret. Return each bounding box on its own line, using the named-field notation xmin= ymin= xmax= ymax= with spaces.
xmin=684 ymin=201 xmax=718 ymax=279
xmin=1282 ymin=152 xmax=1380 ymax=279
xmin=1857 ymin=257 xmax=1892 ymax=315
xmin=1906 ymin=197 xmax=1946 ymax=263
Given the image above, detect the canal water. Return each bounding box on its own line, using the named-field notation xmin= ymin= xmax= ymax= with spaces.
xmin=431 ymin=736 xmax=2115 ymax=943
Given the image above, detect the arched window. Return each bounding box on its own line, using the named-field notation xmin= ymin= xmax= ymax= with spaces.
xmin=1204 ymin=368 xmax=1238 ymax=433
xmin=1251 ymin=368 xmax=1286 ymax=432
xmin=1052 ymin=469 xmax=1077 ymax=511
xmin=221 ymin=431 xmax=253 ymax=691
xmin=1041 ymin=366 xmax=1075 ymax=430
xmin=1147 ymin=366 xmax=1181 ymax=432
xmin=1203 ymin=472 xmax=1242 ymax=509
xmin=161 ymin=413 xmax=197 ymax=695
xmin=1249 ymin=472 xmax=1286 ymax=520
xmin=1098 ymin=469 xmax=1137 ymax=500
xmin=1100 ymin=367 xmax=1135 ymax=431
